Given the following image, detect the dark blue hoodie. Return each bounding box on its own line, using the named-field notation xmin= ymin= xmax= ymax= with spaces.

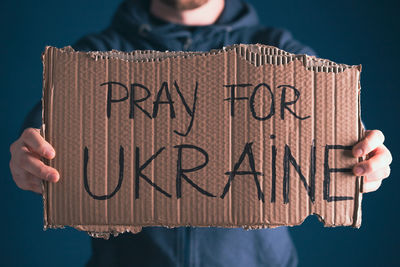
xmin=22 ymin=0 xmax=317 ymax=266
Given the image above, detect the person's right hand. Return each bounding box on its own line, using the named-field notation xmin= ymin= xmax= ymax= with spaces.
xmin=9 ymin=128 xmax=59 ymax=194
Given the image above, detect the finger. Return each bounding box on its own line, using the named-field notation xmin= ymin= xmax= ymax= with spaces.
xmin=10 ymin=162 xmax=30 ymax=190
xmin=11 ymin=169 xmax=41 ymax=191
xmin=19 ymin=146 xmax=59 ymax=182
xmin=26 ymin=174 xmax=43 ymax=194
xmin=31 ymin=184 xmax=43 ymax=194
xmin=11 ymin=167 xmax=41 ymax=193
xmin=26 ymin=172 xmax=42 ymax=186
xmin=364 ymin=166 xmax=391 ymax=182
xmin=362 ymin=180 xmax=382 ymax=193
xmin=21 ymin=128 xmax=55 ymax=159
xmin=353 ymin=145 xmax=392 ymax=176
xmin=352 ymin=130 xmax=385 ymax=158
xmin=21 ymin=176 xmax=42 ymax=194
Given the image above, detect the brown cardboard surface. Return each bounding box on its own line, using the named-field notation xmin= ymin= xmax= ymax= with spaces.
xmin=41 ymin=44 xmax=364 ymax=238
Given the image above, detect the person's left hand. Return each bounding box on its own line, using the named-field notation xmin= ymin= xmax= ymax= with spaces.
xmin=352 ymin=129 xmax=392 ymax=193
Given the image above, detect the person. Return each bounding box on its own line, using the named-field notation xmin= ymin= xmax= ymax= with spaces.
xmin=9 ymin=0 xmax=392 ymax=266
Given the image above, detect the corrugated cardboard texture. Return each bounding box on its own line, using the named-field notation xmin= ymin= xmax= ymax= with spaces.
xmin=42 ymin=44 xmax=364 ymax=238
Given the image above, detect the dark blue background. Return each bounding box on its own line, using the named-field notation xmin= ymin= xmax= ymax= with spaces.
xmin=2 ymin=0 xmax=399 ymax=266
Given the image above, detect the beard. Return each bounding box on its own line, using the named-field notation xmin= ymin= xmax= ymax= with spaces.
xmin=159 ymin=0 xmax=209 ymax=10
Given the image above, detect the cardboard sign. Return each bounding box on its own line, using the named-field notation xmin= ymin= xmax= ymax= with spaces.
xmin=41 ymin=44 xmax=364 ymax=238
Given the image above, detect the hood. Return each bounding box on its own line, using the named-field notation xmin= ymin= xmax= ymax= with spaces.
xmin=110 ymin=0 xmax=261 ymax=51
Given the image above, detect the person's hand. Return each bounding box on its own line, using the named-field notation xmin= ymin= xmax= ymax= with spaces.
xmin=352 ymin=130 xmax=392 ymax=193
xmin=9 ymin=128 xmax=59 ymax=194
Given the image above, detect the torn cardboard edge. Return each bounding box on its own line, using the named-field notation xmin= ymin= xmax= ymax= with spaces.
xmin=44 ymin=212 xmax=358 ymax=240
xmin=49 ymin=44 xmax=359 ymax=72
xmin=41 ymin=44 xmax=364 ymax=239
